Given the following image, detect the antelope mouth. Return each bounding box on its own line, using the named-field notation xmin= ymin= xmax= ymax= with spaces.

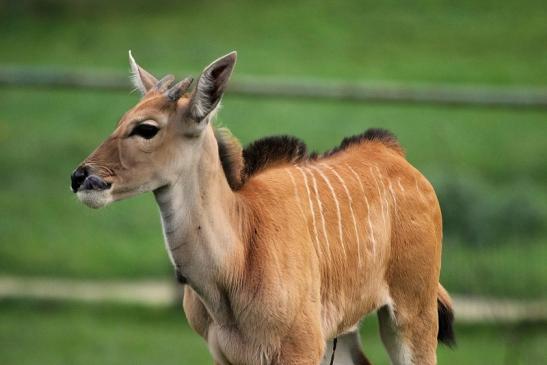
xmin=79 ymin=175 xmax=112 ymax=192
xmin=75 ymin=175 xmax=113 ymax=209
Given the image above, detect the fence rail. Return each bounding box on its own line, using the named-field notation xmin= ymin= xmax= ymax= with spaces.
xmin=0 ymin=276 xmax=545 ymax=323
xmin=1 ymin=67 xmax=547 ymax=109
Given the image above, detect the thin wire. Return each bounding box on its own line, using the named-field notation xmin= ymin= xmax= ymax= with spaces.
xmin=329 ymin=337 xmax=338 ymax=365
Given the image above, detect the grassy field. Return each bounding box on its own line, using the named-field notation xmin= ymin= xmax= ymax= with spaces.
xmin=1 ymin=0 xmax=546 ymax=297
xmin=0 ymin=299 xmax=545 ymax=365
xmin=1 ymin=0 xmax=547 ymax=86
xmin=0 ymin=88 xmax=545 ymax=298
xmin=1 ymin=1 xmax=546 ymax=364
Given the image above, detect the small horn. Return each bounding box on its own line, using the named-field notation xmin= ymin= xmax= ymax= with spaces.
xmin=156 ymin=75 xmax=176 ymax=92
xmin=166 ymin=76 xmax=194 ymax=102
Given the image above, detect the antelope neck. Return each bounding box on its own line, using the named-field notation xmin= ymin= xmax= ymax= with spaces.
xmin=153 ymin=128 xmax=247 ymax=324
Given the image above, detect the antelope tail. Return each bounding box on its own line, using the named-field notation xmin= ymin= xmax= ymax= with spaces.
xmin=437 ymin=283 xmax=456 ymax=347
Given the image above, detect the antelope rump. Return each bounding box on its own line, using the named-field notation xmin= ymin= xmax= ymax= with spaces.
xmin=71 ymin=51 xmax=454 ymax=365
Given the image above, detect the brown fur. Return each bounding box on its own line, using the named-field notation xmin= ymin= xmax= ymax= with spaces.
xmin=216 ymin=128 xmax=404 ymax=193
xmin=215 ymin=127 xmax=244 ymax=189
xmin=73 ymin=52 xmax=454 ymax=365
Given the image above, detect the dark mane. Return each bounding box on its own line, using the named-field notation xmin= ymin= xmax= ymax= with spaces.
xmin=323 ymin=128 xmax=404 ymax=157
xmin=215 ymin=128 xmax=244 ymax=190
xmin=216 ymin=128 xmax=404 ymax=191
xmin=242 ymin=136 xmax=308 ymax=180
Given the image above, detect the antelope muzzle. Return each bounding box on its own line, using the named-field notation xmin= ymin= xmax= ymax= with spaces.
xmin=70 ymin=166 xmax=111 ymax=193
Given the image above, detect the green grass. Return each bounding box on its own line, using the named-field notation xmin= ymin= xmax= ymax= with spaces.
xmin=441 ymin=240 xmax=547 ymax=298
xmin=0 ymin=87 xmax=546 ymax=300
xmin=1 ymin=0 xmax=546 ymax=299
xmin=1 ymin=0 xmax=547 ymax=85
xmin=0 ymin=300 xmax=209 ymax=365
xmin=1 ymin=3 xmax=545 ymax=364
xmin=0 ymin=299 xmax=545 ymax=365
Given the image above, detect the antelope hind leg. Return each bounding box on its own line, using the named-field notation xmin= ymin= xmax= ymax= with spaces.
xmin=377 ymin=298 xmax=438 ymax=365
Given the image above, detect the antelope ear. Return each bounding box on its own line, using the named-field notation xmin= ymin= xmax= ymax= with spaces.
xmin=128 ymin=50 xmax=159 ymax=95
xmin=190 ymin=51 xmax=237 ymax=120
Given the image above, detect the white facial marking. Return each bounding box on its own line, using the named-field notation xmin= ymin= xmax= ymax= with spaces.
xmin=306 ymin=168 xmax=331 ymax=258
xmin=346 ymin=164 xmax=376 ymax=256
xmin=76 ymin=189 xmax=113 ymax=209
xmin=324 ymin=165 xmax=361 ymax=267
xmin=310 ymin=165 xmax=346 ymax=258
xmin=296 ymin=166 xmax=321 ymax=252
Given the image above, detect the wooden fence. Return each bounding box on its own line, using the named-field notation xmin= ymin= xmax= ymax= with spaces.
xmin=1 ymin=276 xmax=545 ymax=323
xmin=1 ymin=67 xmax=547 ymax=109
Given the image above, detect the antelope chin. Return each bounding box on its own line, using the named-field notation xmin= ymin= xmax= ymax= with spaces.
xmin=77 ymin=189 xmax=113 ymax=209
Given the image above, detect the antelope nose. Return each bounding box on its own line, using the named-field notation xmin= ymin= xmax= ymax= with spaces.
xmin=71 ymin=166 xmax=88 ymax=192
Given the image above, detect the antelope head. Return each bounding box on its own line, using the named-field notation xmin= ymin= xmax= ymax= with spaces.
xmin=70 ymin=51 xmax=237 ymax=208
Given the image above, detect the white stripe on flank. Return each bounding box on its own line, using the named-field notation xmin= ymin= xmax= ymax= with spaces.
xmin=370 ymin=166 xmax=388 ymax=237
xmin=388 ymin=181 xmax=398 ymax=209
xmin=310 ymin=165 xmax=346 ymax=258
xmin=295 ymin=166 xmax=320 ymax=252
xmin=324 ymin=164 xmax=361 ymax=267
xmin=305 ymin=168 xmax=331 ymax=255
xmin=286 ymin=169 xmax=308 ymax=224
xmin=375 ymin=166 xmax=391 ymax=221
xmin=415 ymin=177 xmax=426 ymax=203
xmin=397 ymin=177 xmax=405 ymax=192
xmin=346 ymin=164 xmax=376 ymax=256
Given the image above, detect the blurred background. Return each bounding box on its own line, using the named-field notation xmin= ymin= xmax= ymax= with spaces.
xmin=0 ymin=0 xmax=546 ymax=364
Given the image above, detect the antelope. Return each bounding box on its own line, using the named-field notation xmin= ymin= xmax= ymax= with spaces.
xmin=71 ymin=51 xmax=455 ymax=365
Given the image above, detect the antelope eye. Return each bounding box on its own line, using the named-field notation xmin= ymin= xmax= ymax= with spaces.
xmin=130 ymin=123 xmax=159 ymax=139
